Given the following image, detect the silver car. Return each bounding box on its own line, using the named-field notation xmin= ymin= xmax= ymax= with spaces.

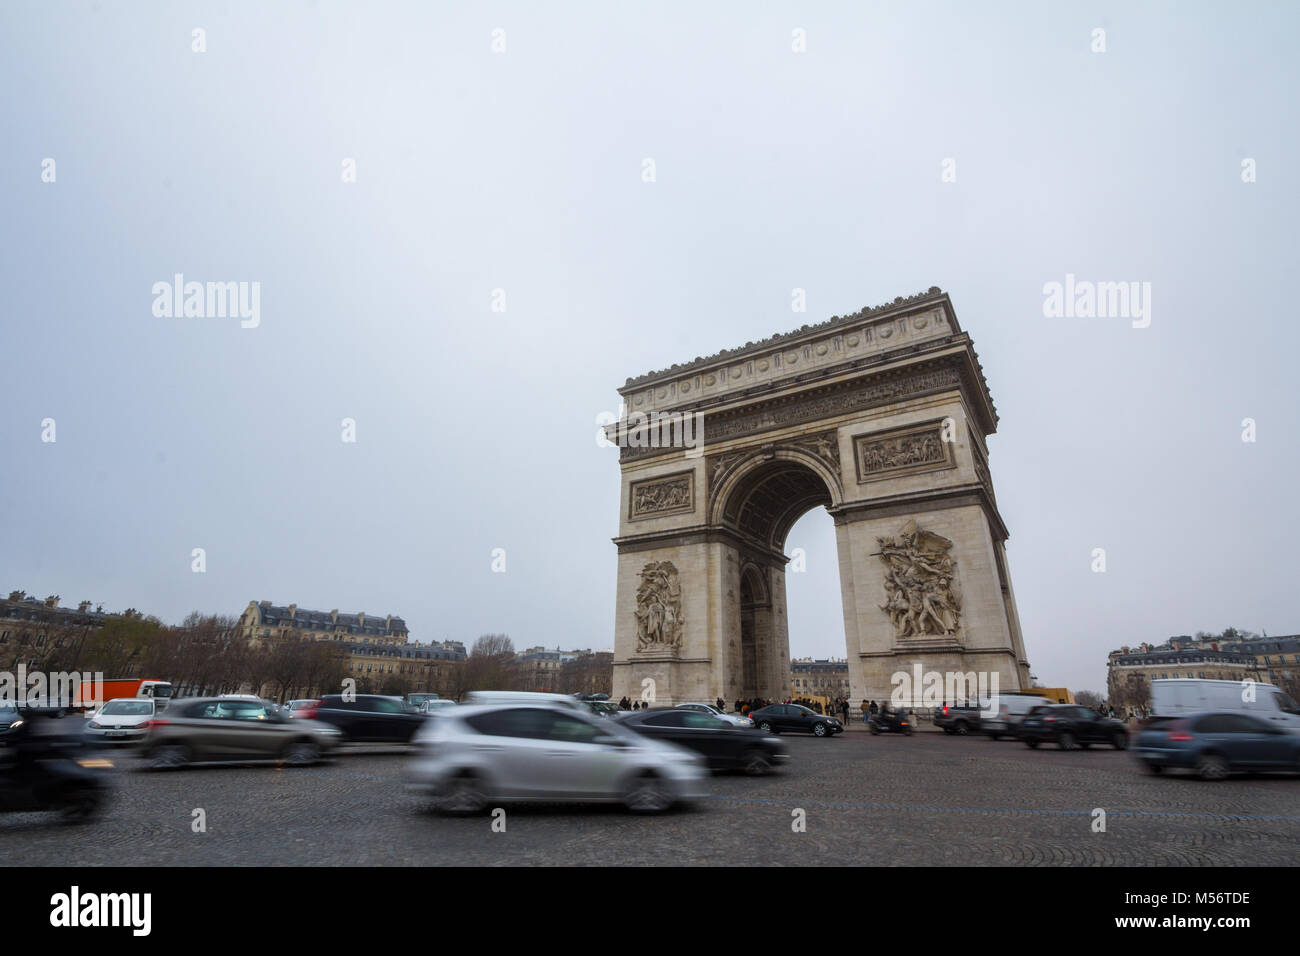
xmin=141 ymin=696 xmax=342 ymax=769
xmin=407 ymin=703 xmax=707 ymax=814
xmin=85 ymin=697 xmax=155 ymax=744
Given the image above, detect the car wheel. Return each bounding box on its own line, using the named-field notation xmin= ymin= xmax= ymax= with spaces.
xmin=954 ymin=721 xmax=969 ymax=736
xmin=623 ymin=772 xmax=674 ymax=814
xmin=1112 ymin=733 xmax=1129 ymax=750
xmin=439 ymin=771 xmax=489 ymax=815
xmin=1079 ymin=741 xmax=1091 ymax=750
xmin=812 ymin=722 xmax=828 ymax=738
xmin=1058 ymin=732 xmax=1077 ymax=751
xmin=742 ymin=749 xmax=772 ymax=776
xmin=282 ymin=740 xmax=320 ymax=766
xmin=147 ymin=744 xmax=190 ymax=770
xmin=1025 ymin=739 xmax=1040 ymax=749
xmin=1195 ymin=753 xmax=1229 ymax=781
xmin=758 ymin=721 xmax=775 ymax=733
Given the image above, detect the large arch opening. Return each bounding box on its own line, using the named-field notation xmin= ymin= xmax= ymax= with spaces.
xmin=714 ymin=454 xmax=845 ymax=705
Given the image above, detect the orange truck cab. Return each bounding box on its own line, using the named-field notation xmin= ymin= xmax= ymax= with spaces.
xmin=74 ymin=678 xmax=174 ymax=713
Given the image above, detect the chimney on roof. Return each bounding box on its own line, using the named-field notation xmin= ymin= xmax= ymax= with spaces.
xmin=44 ymin=594 xmax=60 ymax=609
xmin=288 ymin=604 xmax=297 ymax=618
xmin=358 ymin=612 xmax=365 ymax=626
xmin=330 ymin=610 xmax=338 ymax=624
xmin=78 ymin=601 xmax=91 ymax=613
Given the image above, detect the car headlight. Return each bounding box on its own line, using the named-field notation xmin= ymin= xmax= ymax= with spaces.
xmin=88 ymin=721 xmax=102 ymax=729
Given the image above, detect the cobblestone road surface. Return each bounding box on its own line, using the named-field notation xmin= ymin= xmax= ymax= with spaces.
xmin=7 ymin=734 xmax=1299 ymax=865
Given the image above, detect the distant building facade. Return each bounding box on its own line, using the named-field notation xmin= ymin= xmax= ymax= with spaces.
xmin=1 ymin=592 xmax=114 ymax=672
xmin=1106 ymin=637 xmax=1265 ymax=710
xmin=791 ymin=657 xmax=850 ymax=699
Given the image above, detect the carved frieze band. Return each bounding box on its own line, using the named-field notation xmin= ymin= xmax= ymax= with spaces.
xmin=853 ymin=420 xmax=956 ymax=484
xmin=628 ymin=471 xmax=695 ymax=520
xmin=704 ymin=429 xmax=841 ymax=499
xmin=620 ymin=363 xmax=963 ymax=463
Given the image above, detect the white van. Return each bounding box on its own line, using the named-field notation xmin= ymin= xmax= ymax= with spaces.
xmin=1151 ymin=679 xmax=1300 ymax=733
xmin=463 ymin=691 xmax=589 ymax=715
xmin=981 ymin=694 xmax=1054 ymax=739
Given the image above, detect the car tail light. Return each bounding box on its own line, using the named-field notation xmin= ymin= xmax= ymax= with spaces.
xmin=1044 ymin=715 xmax=1056 ymax=723
xmin=144 ymin=720 xmax=169 ymax=729
xmin=298 ymin=702 xmax=320 ymax=719
xmin=1167 ymin=720 xmax=1192 ymax=742
xmin=942 ymin=705 xmax=948 ymax=715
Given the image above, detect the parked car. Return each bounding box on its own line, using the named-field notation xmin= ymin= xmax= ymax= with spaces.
xmin=1151 ymin=679 xmax=1300 ymax=734
xmin=84 ymin=698 xmax=155 ymax=745
xmin=140 ymin=697 xmax=341 ymax=768
xmin=1134 ymin=711 xmax=1300 ymax=780
xmin=406 ymin=703 xmax=707 ymax=814
xmin=618 ymin=708 xmax=787 ymax=774
xmin=676 ymin=702 xmax=753 ymax=727
xmin=1019 ymin=704 xmax=1129 ymax=750
xmin=312 ymin=695 xmax=427 ymax=742
xmin=748 ymin=703 xmax=843 ymax=737
xmin=979 ymin=694 xmax=1054 ymax=740
xmin=934 ymin=703 xmax=983 ymax=736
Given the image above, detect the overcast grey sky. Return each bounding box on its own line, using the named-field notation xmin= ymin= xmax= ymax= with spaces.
xmin=2 ymin=1 xmax=1296 ymax=693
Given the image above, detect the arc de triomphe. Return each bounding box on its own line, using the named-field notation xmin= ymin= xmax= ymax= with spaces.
xmin=609 ymin=288 xmax=1032 ymax=706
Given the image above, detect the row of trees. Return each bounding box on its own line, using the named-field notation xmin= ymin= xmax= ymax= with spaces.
xmin=8 ymin=612 xmax=613 ymax=702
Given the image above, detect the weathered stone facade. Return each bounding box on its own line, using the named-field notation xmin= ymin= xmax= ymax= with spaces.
xmin=609 ymin=288 xmax=1032 ymax=706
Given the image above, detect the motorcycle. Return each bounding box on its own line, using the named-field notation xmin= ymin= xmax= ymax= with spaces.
xmin=868 ymin=709 xmax=914 ymax=736
xmin=0 ymin=709 xmax=114 ymax=823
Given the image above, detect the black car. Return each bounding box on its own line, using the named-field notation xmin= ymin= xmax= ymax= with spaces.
xmin=748 ymin=704 xmax=843 ymax=738
xmin=616 ymin=708 xmax=788 ymax=774
xmin=1019 ymin=704 xmax=1128 ymax=751
xmin=312 ymin=695 xmax=427 ymax=742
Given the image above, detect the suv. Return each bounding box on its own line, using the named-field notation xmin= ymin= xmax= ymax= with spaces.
xmin=748 ymin=703 xmax=843 ymax=737
xmin=313 ymin=695 xmax=427 ymax=742
xmin=980 ymin=695 xmax=1054 ymax=740
xmin=1019 ymin=705 xmax=1129 ymax=751
xmin=934 ymin=703 xmax=984 ymax=736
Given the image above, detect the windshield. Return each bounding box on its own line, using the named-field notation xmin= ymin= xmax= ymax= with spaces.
xmin=102 ymin=700 xmax=153 ymax=716
xmin=149 ymin=683 xmax=174 ymax=698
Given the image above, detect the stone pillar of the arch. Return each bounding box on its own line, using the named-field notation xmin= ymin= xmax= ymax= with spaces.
xmin=832 ymin=501 xmax=1028 ymax=706
xmin=756 ymin=560 xmax=792 ymax=702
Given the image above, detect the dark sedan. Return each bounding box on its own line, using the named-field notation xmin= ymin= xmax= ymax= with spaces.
xmin=748 ymin=704 xmax=843 ymax=738
xmin=1134 ymin=712 xmax=1300 ymax=780
xmin=616 ymin=708 xmax=788 ymax=774
xmin=311 ymin=695 xmax=428 ymax=743
xmin=1020 ymin=704 xmax=1128 ymax=750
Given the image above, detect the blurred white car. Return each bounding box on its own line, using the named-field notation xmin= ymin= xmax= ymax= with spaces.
xmin=677 ymin=702 xmax=753 ymax=727
xmin=462 ymin=690 xmax=590 ymax=715
xmin=407 ymin=703 xmax=707 ymax=814
xmin=85 ymin=697 xmax=155 ymax=744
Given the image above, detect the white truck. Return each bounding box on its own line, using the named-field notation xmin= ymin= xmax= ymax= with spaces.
xmin=1150 ymin=678 xmax=1300 ymax=733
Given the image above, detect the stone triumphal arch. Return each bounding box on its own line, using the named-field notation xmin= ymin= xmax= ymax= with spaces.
xmin=609 ymin=288 xmax=1032 ymax=707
